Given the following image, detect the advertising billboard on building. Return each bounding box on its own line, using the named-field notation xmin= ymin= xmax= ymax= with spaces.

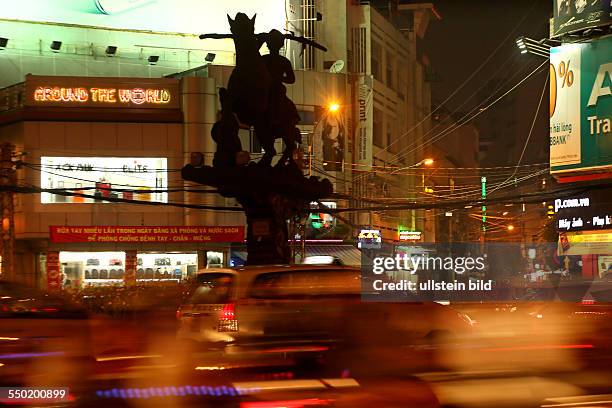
xmin=558 ymin=230 xmax=612 ymax=256
xmin=550 ymin=36 xmax=612 ymax=176
xmin=0 ymin=0 xmax=286 ymax=35
xmin=50 ymin=225 xmax=245 ymax=243
xmin=40 ymin=157 xmax=169 ymax=204
xmin=552 ymin=0 xmax=612 ymax=38
xmin=356 ymin=74 xmax=374 ymax=170
xmin=312 ymin=110 xmax=346 ymax=172
xmin=555 ymin=187 xmax=612 ymax=232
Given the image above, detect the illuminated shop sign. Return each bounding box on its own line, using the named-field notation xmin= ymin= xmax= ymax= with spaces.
xmin=554 ymin=197 xmax=590 ymax=212
xmin=558 ymin=214 xmax=612 ymax=231
xmin=25 ymin=75 xmax=179 ymax=109
xmin=358 ymin=229 xmax=381 ymax=249
xmin=558 ymin=230 xmax=612 ymax=256
xmin=555 ymin=188 xmax=612 ymax=232
xmin=33 ymin=86 xmax=172 ymax=105
xmin=398 ymin=230 xmax=422 ymax=241
xmin=50 ymin=226 xmax=245 ymax=243
xmin=40 ymin=157 xmax=168 ymax=204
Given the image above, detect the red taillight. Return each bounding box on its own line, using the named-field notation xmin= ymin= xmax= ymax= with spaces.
xmin=220 ymin=304 xmax=235 ymax=320
xmin=41 ymin=307 xmax=58 ymax=313
xmin=176 ymin=309 xmax=182 ymax=319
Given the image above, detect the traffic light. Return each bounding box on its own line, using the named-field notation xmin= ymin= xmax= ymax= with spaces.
xmin=309 ymin=212 xmax=323 ymax=229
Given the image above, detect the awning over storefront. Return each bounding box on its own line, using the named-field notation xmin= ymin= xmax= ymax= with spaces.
xmin=305 ymin=244 xmax=362 ymax=266
xmin=230 ymin=244 xmax=362 ymax=267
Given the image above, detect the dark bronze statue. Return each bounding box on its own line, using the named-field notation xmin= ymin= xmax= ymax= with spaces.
xmin=261 ymin=29 xmax=302 ymax=163
xmin=211 ymin=88 xmax=242 ymax=168
xmin=183 ymin=13 xmax=332 ymax=265
xmin=200 ymin=13 xmax=326 ymax=165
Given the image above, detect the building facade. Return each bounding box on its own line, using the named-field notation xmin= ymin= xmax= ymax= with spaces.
xmin=0 ymin=1 xmax=438 ymax=288
xmin=344 ymin=1 xmax=438 ymax=243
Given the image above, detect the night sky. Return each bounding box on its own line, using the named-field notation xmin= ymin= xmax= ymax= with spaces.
xmin=424 ymin=0 xmax=552 ymax=111
xmin=422 ymin=0 xmax=553 ymax=165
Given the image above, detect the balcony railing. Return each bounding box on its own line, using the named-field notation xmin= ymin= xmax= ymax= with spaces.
xmin=0 ymin=82 xmax=25 ymax=113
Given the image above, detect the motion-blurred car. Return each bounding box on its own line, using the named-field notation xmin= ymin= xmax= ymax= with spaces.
xmin=450 ymin=282 xmax=612 ymax=371
xmin=0 ymin=281 xmax=92 ymax=387
xmin=176 ymin=265 xmax=474 ymax=370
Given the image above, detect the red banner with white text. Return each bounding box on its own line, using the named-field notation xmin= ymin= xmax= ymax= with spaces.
xmin=50 ymin=226 xmax=245 ymax=244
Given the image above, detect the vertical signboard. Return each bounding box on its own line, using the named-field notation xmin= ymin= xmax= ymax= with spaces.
xmin=348 ymin=3 xmax=373 ymax=170
xmin=550 ymin=36 xmax=612 ymax=176
xmin=356 ymin=75 xmax=374 ymax=170
xmin=46 ymin=251 xmax=61 ymax=292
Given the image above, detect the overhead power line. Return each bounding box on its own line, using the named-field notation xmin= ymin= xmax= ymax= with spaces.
xmin=381 ymin=0 xmax=540 ymax=156
xmin=2 ymin=182 xmax=607 ymax=214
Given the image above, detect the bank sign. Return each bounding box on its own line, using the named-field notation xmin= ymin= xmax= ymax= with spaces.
xmin=550 ymin=36 xmax=612 ymax=175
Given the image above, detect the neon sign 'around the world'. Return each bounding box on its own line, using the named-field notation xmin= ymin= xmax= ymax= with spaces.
xmin=33 ymin=86 xmax=172 ymax=105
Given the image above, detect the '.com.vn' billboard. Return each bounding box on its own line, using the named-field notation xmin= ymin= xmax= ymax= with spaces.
xmin=550 ymin=35 xmax=612 ymax=176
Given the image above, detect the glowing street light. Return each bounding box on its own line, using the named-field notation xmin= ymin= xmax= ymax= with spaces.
xmin=390 ymin=158 xmax=434 ymax=174
xmin=507 ymin=225 xmax=515 ymax=231
xmin=514 ymin=36 xmax=558 ymax=59
xmin=328 ymin=102 xmax=340 ymax=113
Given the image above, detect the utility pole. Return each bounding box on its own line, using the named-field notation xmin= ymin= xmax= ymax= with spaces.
xmin=308 ymin=145 xmax=313 ymax=177
xmin=0 ymin=143 xmax=16 ymax=282
xmin=480 ymin=176 xmax=487 ymax=251
xmin=481 ymin=176 xmax=487 ymax=232
xmin=449 ymin=178 xmax=454 ymax=244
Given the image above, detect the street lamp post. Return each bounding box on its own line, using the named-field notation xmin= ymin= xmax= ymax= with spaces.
xmin=515 ymin=36 xmax=559 ymax=59
xmin=387 ymin=158 xmax=433 ymax=239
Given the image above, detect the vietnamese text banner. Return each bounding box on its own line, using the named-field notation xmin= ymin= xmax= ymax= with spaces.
xmin=50 ymin=226 xmax=245 ymax=243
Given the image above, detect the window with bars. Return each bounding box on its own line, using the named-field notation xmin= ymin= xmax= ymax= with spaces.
xmin=386 ymin=50 xmax=395 ymax=89
xmin=351 ymin=27 xmax=367 ymax=74
xmin=387 ymin=116 xmax=397 ymax=153
xmin=301 ymin=0 xmax=316 ymax=70
xmin=373 ymin=108 xmax=384 ymax=148
xmin=371 ymin=40 xmax=382 ymax=81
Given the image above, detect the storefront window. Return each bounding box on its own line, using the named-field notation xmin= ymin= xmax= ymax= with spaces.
xmin=60 ymin=251 xmax=126 ymax=289
xmin=136 ymin=252 xmax=198 ymax=282
xmin=206 ymin=251 xmax=224 ymax=268
xmin=599 ymin=256 xmax=612 ymax=278
xmin=40 ymin=157 xmax=168 ymax=204
xmin=58 ymin=251 xmax=198 ymax=288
